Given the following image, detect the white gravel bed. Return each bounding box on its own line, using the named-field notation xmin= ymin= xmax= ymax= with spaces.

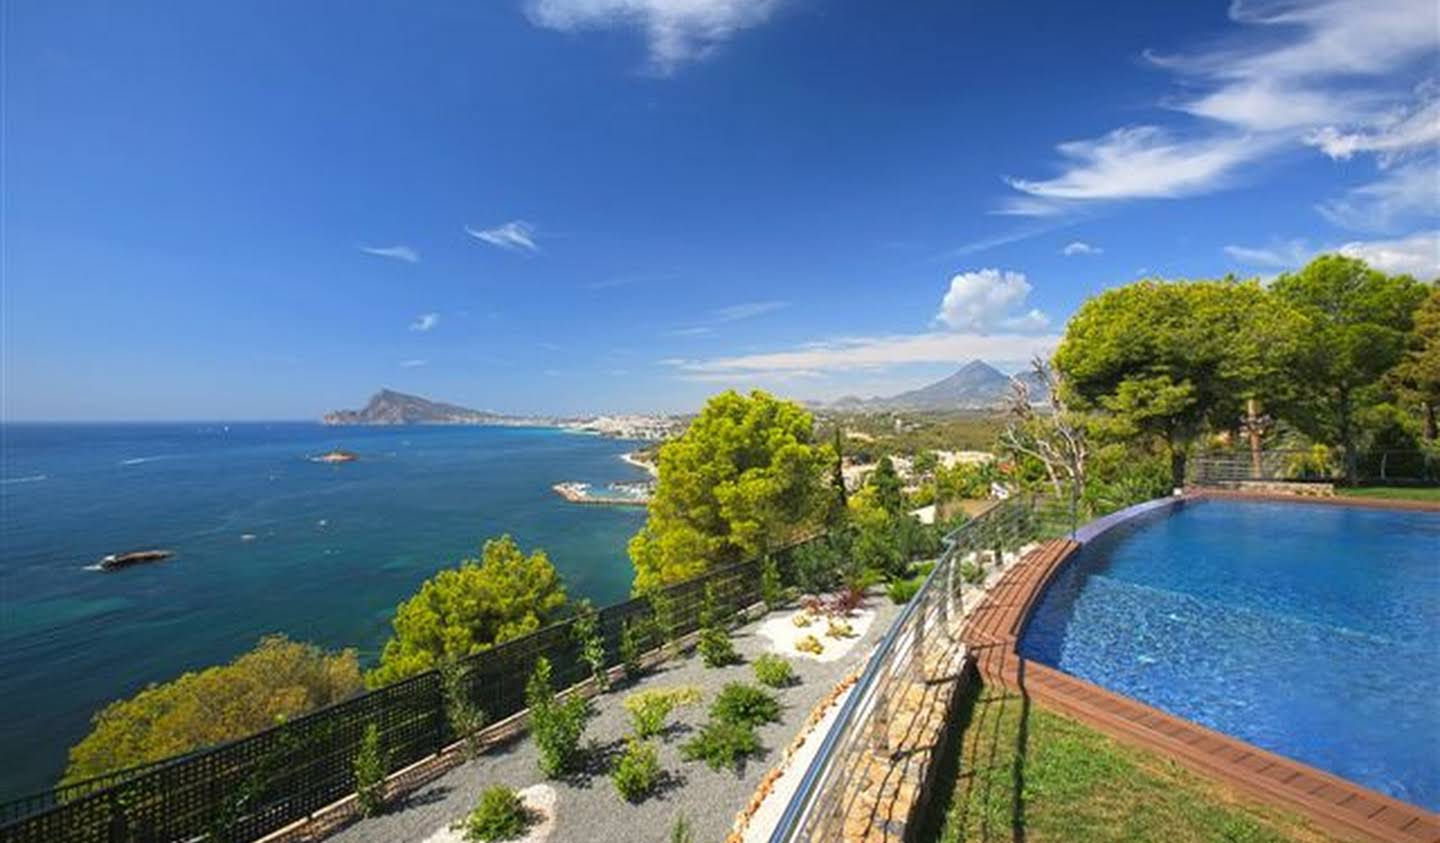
xmin=756 ymin=606 xmax=876 ymax=663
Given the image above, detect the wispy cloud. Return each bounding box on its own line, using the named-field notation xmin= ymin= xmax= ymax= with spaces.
xmin=537 ymin=341 xmax=563 ymax=351
xmin=663 ymin=326 xmax=713 ymax=338
xmin=525 ymin=0 xmax=783 ymax=74
xmin=1003 ymin=0 xmax=1439 ymax=216
xmin=666 ymin=331 xmax=1060 ymax=380
xmin=1316 ymin=161 xmax=1439 ymax=232
xmin=360 ymin=245 xmax=419 ymax=264
xmin=1223 ymin=239 xmax=1312 ymax=269
xmin=713 ymin=300 xmax=788 ymax=322
xmin=400 ymin=359 xmax=428 ymax=368
xmin=1061 ymin=241 xmax=1102 ymax=256
xmin=409 ymin=312 xmax=440 ymax=332
xmin=465 ymin=220 xmax=539 ymax=252
xmin=1337 ymin=230 xmax=1440 ymax=278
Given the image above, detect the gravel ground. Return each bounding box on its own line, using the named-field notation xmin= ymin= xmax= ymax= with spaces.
xmin=326 ymin=594 xmax=902 ymax=843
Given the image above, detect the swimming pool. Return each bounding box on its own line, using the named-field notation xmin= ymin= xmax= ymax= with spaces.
xmin=1018 ymin=498 xmax=1440 ymax=810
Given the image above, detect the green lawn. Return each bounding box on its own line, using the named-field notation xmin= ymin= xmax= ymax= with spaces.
xmin=1341 ymin=486 xmax=1440 ymax=502
xmin=915 ymin=682 xmax=1346 ymax=843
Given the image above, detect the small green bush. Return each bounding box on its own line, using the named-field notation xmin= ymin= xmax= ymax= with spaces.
xmin=680 ymin=719 xmax=761 ymax=772
xmin=619 ymin=617 xmax=648 ymax=678
xmin=526 ymin=657 xmax=591 ymax=778
xmin=760 ymin=554 xmax=784 ymax=608
xmin=670 ymin=812 xmax=695 ymax=843
xmin=455 ymin=785 xmax=534 ymax=842
xmin=611 ymin=737 xmax=662 ymax=802
xmin=698 ymin=626 xmax=739 ymax=668
xmin=751 ymin=654 xmax=795 ymax=688
xmin=710 ymin=682 xmax=781 ymax=728
xmin=572 ymin=600 xmax=608 ymax=693
xmin=623 ymin=686 xmax=702 ymax=739
xmin=795 ymin=634 xmax=824 ymax=655
xmin=960 ymin=560 xmax=985 ymax=585
xmin=886 ymin=577 xmax=921 ymax=604
xmin=353 ymin=722 xmax=387 ymax=817
xmin=439 ymin=657 xmax=489 ymax=761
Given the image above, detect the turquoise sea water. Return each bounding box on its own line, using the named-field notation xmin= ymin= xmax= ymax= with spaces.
xmin=0 ymin=422 xmax=648 ymax=798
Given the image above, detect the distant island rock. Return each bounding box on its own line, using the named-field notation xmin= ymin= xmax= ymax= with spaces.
xmin=322 ymin=389 xmax=560 ymax=427
xmin=823 ymin=360 xmax=1048 ymax=412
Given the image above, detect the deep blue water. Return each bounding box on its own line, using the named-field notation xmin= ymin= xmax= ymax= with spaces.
xmin=1019 ymin=498 xmax=1440 ymax=811
xmin=0 ymin=422 xmax=647 ymax=798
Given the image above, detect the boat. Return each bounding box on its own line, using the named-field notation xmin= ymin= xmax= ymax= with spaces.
xmin=310 ymin=449 xmax=358 ymax=464
xmin=99 ymin=549 xmax=175 ymax=571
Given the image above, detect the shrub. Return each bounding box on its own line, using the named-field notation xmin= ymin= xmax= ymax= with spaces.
xmin=611 ymin=737 xmax=662 ymax=802
xmin=353 ymin=723 xmax=386 ymax=818
xmin=572 ymin=600 xmax=608 ymax=693
xmin=791 ymin=611 xmax=814 ymax=628
xmin=752 ymin=654 xmax=795 ymax=688
xmin=960 ymin=560 xmax=985 ymax=585
xmin=825 ymin=618 xmax=855 ymax=639
xmin=886 ymin=577 xmax=921 ymax=604
xmin=795 ymin=635 xmax=824 ymax=655
xmin=619 ymin=617 xmax=648 ymax=678
xmin=760 ymin=554 xmax=784 ymax=608
xmin=526 ymin=658 xmax=590 ymax=778
xmin=670 ymin=813 xmax=695 ymax=843
xmin=64 ymin=635 xmax=363 ymax=784
xmin=623 ymin=686 xmax=703 ymax=739
xmin=831 ymin=584 xmax=867 ymax=615
xmin=649 ymin=590 xmax=681 ymax=654
xmin=681 ymin=719 xmax=761 ymax=772
xmin=439 ymin=657 xmax=489 ymax=760
xmin=455 ymin=785 xmax=534 ymax=842
xmin=710 ymin=682 xmax=781 ymax=728
xmin=698 ymin=626 xmax=739 ymax=668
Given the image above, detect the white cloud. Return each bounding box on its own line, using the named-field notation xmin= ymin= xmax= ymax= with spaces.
xmin=664 ymin=326 xmax=713 ymax=338
xmin=360 ymin=245 xmax=419 ymax=263
xmin=525 ymin=0 xmax=782 ymax=74
xmin=1305 ymin=88 xmax=1440 ymax=165
xmin=665 ymin=331 xmax=1061 ymax=379
xmin=1007 ymin=126 xmax=1269 ymax=207
xmin=465 ymin=220 xmax=538 ymax=252
xmin=1338 ymin=230 xmax=1440 ymax=278
xmin=1316 ymin=160 xmax=1440 ymax=232
xmin=1005 ymin=0 xmax=1439 ymax=214
xmin=400 ymin=359 xmax=428 ymax=368
xmin=713 ymin=300 xmax=788 ymax=322
xmin=936 ymin=269 xmax=1050 ymax=333
xmin=409 ymin=312 xmax=440 ymax=332
xmin=1223 ymin=239 xmax=1312 ymax=269
xmin=1062 ymin=241 xmax=1102 ymax=256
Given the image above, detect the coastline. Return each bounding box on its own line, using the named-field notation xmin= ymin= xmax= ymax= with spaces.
xmin=551 ymin=482 xmax=649 ymax=507
xmin=619 ymin=451 xmax=659 ymax=478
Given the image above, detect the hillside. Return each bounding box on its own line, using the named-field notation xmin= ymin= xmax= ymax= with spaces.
xmin=828 ymin=361 xmax=1046 ymax=411
xmin=322 ymin=389 xmax=552 ymax=426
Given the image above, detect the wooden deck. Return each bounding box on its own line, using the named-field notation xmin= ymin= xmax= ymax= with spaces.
xmin=963 ymin=539 xmax=1440 ymax=843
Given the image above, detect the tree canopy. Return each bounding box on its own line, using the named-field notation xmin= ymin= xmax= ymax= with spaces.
xmin=65 ymin=636 xmax=362 ymax=784
xmin=1054 ymin=277 xmax=1304 ymax=485
xmin=1271 ymin=256 xmax=1430 ymax=479
xmin=629 ymin=390 xmax=837 ymax=593
xmin=368 ymin=535 xmax=568 ymax=686
xmin=1388 ymin=286 xmax=1440 ymax=441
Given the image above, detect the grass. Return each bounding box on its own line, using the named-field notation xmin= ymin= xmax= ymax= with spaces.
xmin=917 ymin=681 xmax=1346 ymax=843
xmin=1341 ymin=485 xmax=1440 ymax=502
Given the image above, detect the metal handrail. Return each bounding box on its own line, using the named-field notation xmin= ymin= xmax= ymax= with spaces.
xmin=767 ymin=495 xmax=1071 ymax=842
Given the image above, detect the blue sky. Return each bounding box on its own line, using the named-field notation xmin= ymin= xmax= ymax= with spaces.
xmin=3 ymin=0 xmax=1437 ymax=420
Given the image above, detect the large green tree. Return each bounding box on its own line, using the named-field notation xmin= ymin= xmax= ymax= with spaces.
xmin=1387 ymin=286 xmax=1440 ymax=441
xmin=1271 ymin=256 xmax=1429 ymax=481
xmin=1054 ymin=278 xmax=1303 ymax=486
xmin=629 ymin=390 xmax=836 ymax=593
xmin=66 ymin=636 xmax=362 ymax=784
xmin=368 ymin=535 xmax=567 ymax=686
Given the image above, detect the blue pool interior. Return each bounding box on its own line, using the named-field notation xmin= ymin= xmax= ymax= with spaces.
xmin=1018 ymin=498 xmax=1440 ymax=810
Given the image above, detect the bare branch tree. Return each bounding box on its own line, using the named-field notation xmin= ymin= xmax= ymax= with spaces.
xmin=997 ymin=356 xmax=1088 ymax=500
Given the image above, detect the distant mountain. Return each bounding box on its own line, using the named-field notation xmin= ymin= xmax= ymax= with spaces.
xmin=825 ymin=361 xmax=1046 ymax=412
xmin=322 ymin=389 xmax=554 ymax=426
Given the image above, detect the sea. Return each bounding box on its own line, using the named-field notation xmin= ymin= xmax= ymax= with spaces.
xmin=0 ymin=422 xmax=649 ymax=799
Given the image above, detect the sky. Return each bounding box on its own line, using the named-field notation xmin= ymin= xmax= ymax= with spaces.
xmin=3 ymin=0 xmax=1438 ymax=420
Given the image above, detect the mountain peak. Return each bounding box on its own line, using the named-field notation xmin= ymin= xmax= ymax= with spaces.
xmin=824 ymin=360 xmax=1044 ymax=411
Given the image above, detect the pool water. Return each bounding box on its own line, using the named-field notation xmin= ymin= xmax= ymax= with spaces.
xmin=1018 ymin=498 xmax=1440 ymax=810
